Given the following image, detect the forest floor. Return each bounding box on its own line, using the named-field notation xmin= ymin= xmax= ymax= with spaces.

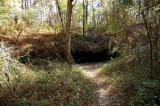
xmin=77 ymin=63 xmax=117 ymax=106
xmin=1 ymin=31 xmax=159 ymax=106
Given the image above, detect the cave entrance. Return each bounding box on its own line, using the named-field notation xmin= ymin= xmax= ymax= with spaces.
xmin=72 ymin=50 xmax=110 ymax=63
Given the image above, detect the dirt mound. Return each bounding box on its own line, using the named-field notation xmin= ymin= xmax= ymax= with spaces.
xmin=0 ymin=32 xmax=113 ymax=62
xmin=71 ymin=33 xmax=109 ymax=53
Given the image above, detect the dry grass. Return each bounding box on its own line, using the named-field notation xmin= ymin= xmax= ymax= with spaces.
xmin=0 ymin=59 xmax=97 ymax=106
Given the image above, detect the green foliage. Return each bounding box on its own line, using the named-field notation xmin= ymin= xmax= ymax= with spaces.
xmin=0 ymin=13 xmax=13 ymax=34
xmin=119 ymin=0 xmax=135 ymax=6
xmin=107 ymin=18 xmax=124 ymax=34
xmin=131 ymin=80 xmax=160 ymax=106
xmin=101 ymin=56 xmax=160 ymax=106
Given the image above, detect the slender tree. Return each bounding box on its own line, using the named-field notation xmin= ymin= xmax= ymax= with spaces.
xmin=85 ymin=0 xmax=88 ymax=23
xmin=141 ymin=0 xmax=160 ymax=78
xmin=91 ymin=0 xmax=96 ymax=27
xmin=65 ymin=0 xmax=76 ymax=65
xmin=55 ymin=0 xmax=64 ymax=31
xmin=83 ymin=0 xmax=85 ymax=36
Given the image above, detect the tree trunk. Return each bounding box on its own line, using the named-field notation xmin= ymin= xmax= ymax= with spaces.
xmin=21 ymin=0 xmax=24 ymax=9
xmin=65 ymin=0 xmax=75 ymax=65
xmin=85 ymin=0 xmax=88 ymax=23
xmin=142 ymin=12 xmax=153 ymax=79
xmin=55 ymin=0 xmax=64 ymax=31
xmin=91 ymin=1 xmax=96 ymax=27
xmin=24 ymin=0 xmax=27 ymax=10
xmin=83 ymin=0 xmax=85 ymax=36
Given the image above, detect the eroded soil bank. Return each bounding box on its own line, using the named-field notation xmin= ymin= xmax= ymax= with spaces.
xmin=0 ymin=32 xmax=118 ymax=63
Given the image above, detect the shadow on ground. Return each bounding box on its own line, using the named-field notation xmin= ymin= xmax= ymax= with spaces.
xmin=0 ymin=59 xmax=98 ymax=106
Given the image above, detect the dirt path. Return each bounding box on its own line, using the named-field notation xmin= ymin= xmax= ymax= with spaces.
xmin=78 ymin=63 xmax=114 ymax=106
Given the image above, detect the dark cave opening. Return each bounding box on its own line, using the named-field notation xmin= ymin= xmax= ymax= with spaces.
xmin=72 ymin=50 xmax=111 ymax=63
xmin=19 ymin=49 xmax=120 ymax=64
xmin=72 ymin=50 xmax=121 ymax=64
